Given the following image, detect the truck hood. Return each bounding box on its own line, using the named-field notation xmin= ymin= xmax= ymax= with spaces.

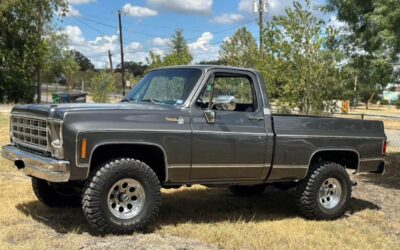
xmin=12 ymin=103 xmax=180 ymax=120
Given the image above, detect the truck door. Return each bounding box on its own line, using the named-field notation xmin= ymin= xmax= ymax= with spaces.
xmin=190 ymin=69 xmax=270 ymax=181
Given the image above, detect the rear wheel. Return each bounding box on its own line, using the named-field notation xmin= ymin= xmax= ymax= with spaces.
xmin=32 ymin=177 xmax=81 ymax=207
xmin=228 ymin=184 xmax=266 ymax=196
xmin=297 ymin=162 xmax=351 ymax=220
xmin=82 ymin=158 xmax=161 ymax=234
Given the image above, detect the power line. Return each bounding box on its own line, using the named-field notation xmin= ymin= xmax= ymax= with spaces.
xmin=72 ymin=16 xmax=108 ymax=36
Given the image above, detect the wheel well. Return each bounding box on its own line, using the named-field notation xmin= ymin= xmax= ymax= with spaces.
xmin=310 ymin=150 xmax=359 ymax=170
xmin=90 ymin=144 xmax=166 ymax=182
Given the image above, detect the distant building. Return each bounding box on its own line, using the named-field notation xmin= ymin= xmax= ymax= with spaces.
xmin=383 ymin=83 xmax=400 ymax=102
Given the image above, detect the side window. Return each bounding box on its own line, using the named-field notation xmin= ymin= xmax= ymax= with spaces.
xmin=197 ymin=74 xmax=256 ymax=112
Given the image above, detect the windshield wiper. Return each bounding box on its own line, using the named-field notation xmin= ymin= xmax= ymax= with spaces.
xmin=120 ymin=98 xmax=134 ymax=103
xmin=142 ymin=98 xmax=162 ymax=104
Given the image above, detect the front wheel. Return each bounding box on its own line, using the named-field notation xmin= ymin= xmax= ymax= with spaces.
xmin=82 ymin=158 xmax=161 ymax=234
xmin=297 ymin=162 xmax=352 ymax=220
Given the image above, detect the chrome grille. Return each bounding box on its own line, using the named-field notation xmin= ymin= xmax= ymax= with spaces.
xmin=11 ymin=115 xmax=49 ymax=152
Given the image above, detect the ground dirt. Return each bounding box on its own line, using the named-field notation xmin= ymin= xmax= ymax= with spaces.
xmin=0 ymin=113 xmax=399 ymax=250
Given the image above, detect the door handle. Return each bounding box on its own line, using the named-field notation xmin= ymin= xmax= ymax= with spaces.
xmin=248 ymin=115 xmax=264 ymax=121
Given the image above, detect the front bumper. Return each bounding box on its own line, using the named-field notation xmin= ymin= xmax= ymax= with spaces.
xmin=1 ymin=145 xmax=70 ymax=182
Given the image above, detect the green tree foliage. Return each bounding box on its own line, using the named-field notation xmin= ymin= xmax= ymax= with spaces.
xmin=341 ymin=56 xmax=393 ymax=108
xmin=260 ymin=0 xmax=343 ymax=114
xmin=324 ymin=0 xmax=397 ymax=108
xmin=63 ymin=51 xmax=80 ymax=89
xmin=219 ymin=27 xmax=259 ymax=68
xmin=0 ymin=0 xmax=67 ymax=103
xmin=41 ymin=33 xmax=80 ymax=89
xmin=324 ymin=0 xmax=400 ymax=59
xmin=72 ymin=50 xmax=94 ymax=71
xmin=198 ymin=59 xmax=226 ymax=65
xmin=147 ymin=30 xmax=193 ymax=68
xmin=90 ymin=71 xmax=114 ymax=103
xmin=116 ymin=61 xmax=148 ymax=77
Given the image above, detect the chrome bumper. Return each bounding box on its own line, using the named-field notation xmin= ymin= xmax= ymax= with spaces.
xmin=1 ymin=145 xmax=70 ymax=182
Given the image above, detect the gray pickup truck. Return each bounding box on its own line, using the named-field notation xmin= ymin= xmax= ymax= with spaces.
xmin=2 ymin=65 xmax=386 ymax=234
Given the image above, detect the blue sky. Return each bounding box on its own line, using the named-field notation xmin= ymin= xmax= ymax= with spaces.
xmin=57 ymin=0 xmax=333 ymax=68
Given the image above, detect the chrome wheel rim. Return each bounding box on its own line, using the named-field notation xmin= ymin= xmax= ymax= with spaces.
xmin=318 ymin=177 xmax=342 ymax=209
xmin=107 ymin=178 xmax=145 ymax=219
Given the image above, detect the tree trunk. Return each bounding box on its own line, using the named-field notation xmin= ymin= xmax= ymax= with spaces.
xmin=366 ymin=92 xmax=376 ymax=110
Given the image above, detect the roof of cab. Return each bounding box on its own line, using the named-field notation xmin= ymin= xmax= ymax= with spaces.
xmin=152 ymin=64 xmax=260 ymax=74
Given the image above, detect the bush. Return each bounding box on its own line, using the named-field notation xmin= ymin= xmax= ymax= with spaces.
xmin=380 ymin=99 xmax=389 ymax=105
xmin=396 ymin=99 xmax=400 ymax=110
xmin=90 ymin=72 xmax=114 ymax=103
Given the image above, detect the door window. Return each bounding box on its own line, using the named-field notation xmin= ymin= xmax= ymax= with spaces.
xmin=197 ymin=74 xmax=256 ymax=112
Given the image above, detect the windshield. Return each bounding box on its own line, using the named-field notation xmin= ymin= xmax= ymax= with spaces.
xmin=122 ymin=68 xmax=203 ymax=105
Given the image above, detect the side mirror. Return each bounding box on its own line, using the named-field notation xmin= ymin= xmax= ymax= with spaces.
xmin=203 ymin=110 xmax=216 ymax=124
xmin=213 ymin=95 xmax=236 ymax=111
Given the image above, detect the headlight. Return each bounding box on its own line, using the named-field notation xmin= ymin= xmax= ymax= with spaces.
xmin=48 ymin=119 xmax=64 ymax=159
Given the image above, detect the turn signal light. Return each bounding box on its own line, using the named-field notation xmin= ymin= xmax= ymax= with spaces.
xmin=81 ymin=138 xmax=87 ymax=159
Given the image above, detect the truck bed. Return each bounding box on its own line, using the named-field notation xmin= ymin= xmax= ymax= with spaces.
xmin=268 ymin=114 xmax=386 ymax=180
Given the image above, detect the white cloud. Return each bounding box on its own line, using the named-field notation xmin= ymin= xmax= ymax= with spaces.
xmin=68 ymin=0 xmax=96 ymax=4
xmin=239 ymin=0 xmax=287 ymax=15
xmin=238 ymin=0 xmax=329 ymax=22
xmin=211 ymin=13 xmax=244 ymax=25
xmin=126 ymin=42 xmax=143 ymax=51
xmin=123 ymin=3 xmax=158 ymax=17
xmin=60 ymin=26 xmax=149 ymax=68
xmin=124 ymin=52 xmax=148 ymax=65
xmin=60 ymin=25 xmax=86 ymax=45
xmin=238 ymin=0 xmax=253 ymax=13
xmin=189 ymin=32 xmax=213 ymax=50
xmin=151 ymin=37 xmax=170 ymax=46
xmin=150 ymin=47 xmax=167 ymax=57
xmin=188 ymin=32 xmax=219 ymax=62
xmin=148 ymin=0 xmax=213 ymax=15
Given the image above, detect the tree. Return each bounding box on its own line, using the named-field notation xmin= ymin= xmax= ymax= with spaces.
xmin=0 ymin=0 xmax=67 ymax=103
xmin=146 ymin=51 xmax=163 ymax=69
xmin=72 ymin=50 xmax=94 ymax=71
xmin=324 ymin=0 xmax=400 ymax=59
xmin=219 ymin=27 xmax=259 ymax=68
xmin=341 ymin=56 xmax=393 ymax=108
xmin=116 ymin=61 xmax=147 ymax=77
xmin=261 ymin=0 xmax=343 ymax=114
xmin=91 ymin=71 xmax=115 ymax=103
xmin=198 ymin=59 xmax=226 ymax=65
xmin=324 ymin=0 xmax=397 ymax=108
xmin=64 ymin=51 xmax=80 ymax=89
xmin=146 ymin=30 xmax=193 ymax=69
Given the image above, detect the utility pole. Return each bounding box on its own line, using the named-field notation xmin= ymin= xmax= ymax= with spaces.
xmin=118 ymin=10 xmax=126 ymax=96
xmin=108 ymin=50 xmax=113 ymax=74
xmin=255 ymin=0 xmax=267 ymax=60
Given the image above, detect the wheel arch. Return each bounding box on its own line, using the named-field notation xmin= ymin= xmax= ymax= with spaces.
xmin=308 ymin=148 xmax=360 ymax=172
xmin=88 ymin=142 xmax=168 ymax=182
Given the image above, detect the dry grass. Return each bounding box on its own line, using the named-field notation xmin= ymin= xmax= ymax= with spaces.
xmin=0 ymin=112 xmax=400 ymax=249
